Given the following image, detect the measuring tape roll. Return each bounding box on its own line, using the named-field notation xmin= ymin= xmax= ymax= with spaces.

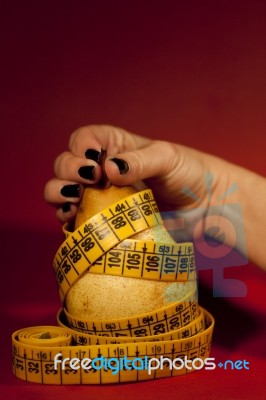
xmin=12 ymin=308 xmax=214 ymax=385
xmin=12 ymin=189 xmax=215 ymax=385
xmin=56 ymin=306 xmax=206 ymax=345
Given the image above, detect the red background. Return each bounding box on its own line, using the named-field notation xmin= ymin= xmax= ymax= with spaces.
xmin=1 ymin=1 xmax=266 ymax=399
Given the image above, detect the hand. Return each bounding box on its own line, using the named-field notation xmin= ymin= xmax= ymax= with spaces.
xmin=44 ymin=124 xmax=224 ymax=222
xmin=44 ymin=124 xmax=266 ymax=269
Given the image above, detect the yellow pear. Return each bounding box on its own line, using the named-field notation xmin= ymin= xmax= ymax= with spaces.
xmin=65 ymin=184 xmax=193 ymax=320
xmin=65 ymin=153 xmax=192 ymax=320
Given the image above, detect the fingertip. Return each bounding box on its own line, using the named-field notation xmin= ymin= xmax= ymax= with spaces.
xmin=104 ymin=156 xmax=134 ymax=185
xmin=85 ymin=148 xmax=101 ymax=163
xmin=60 ymin=183 xmax=81 ymax=198
xmin=109 ymin=158 xmax=130 ymax=175
xmin=56 ymin=203 xmax=78 ymax=223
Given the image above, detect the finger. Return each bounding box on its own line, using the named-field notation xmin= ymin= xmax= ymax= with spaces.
xmin=56 ymin=203 xmax=78 ymax=223
xmin=69 ymin=125 xmax=151 ymax=158
xmin=44 ymin=178 xmax=84 ymax=204
xmin=54 ymin=151 xmax=102 ymax=183
xmin=104 ymin=140 xmax=179 ymax=185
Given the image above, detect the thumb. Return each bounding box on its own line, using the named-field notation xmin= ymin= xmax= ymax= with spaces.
xmin=104 ymin=140 xmax=179 ymax=186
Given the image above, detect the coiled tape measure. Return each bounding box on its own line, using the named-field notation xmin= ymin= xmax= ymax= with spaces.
xmin=12 ymin=189 xmax=215 ymax=384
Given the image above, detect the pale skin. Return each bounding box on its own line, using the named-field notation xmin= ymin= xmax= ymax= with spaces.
xmin=44 ymin=125 xmax=266 ymax=271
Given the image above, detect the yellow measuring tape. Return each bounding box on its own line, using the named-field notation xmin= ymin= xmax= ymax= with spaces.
xmin=12 ymin=189 xmax=215 ymax=384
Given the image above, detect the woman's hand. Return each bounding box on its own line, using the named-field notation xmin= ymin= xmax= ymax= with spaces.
xmin=44 ymin=124 xmax=224 ymax=222
xmin=44 ymin=124 xmax=266 ymax=270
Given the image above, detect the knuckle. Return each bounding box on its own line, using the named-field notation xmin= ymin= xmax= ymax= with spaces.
xmin=54 ymin=152 xmax=73 ymax=178
xmin=153 ymin=140 xmax=180 ymax=171
xmin=154 ymin=140 xmax=174 ymax=156
xmin=69 ymin=126 xmax=88 ymax=151
xmin=53 ymin=154 xmax=62 ymax=174
xmin=64 ymin=156 xmax=74 ymax=178
xmin=128 ymin=152 xmax=143 ymax=180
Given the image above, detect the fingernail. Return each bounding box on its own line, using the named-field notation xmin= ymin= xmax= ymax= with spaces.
xmin=110 ymin=158 xmax=129 ymax=175
xmin=61 ymin=184 xmax=80 ymax=198
xmin=85 ymin=149 xmax=100 ymax=163
xmin=78 ymin=165 xmax=95 ymax=180
xmin=62 ymin=202 xmax=71 ymax=213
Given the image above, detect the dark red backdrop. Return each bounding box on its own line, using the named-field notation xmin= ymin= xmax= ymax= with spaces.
xmin=1 ymin=1 xmax=265 ymax=399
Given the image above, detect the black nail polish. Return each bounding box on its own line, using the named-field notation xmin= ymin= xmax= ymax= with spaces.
xmin=60 ymin=184 xmax=80 ymax=198
xmin=78 ymin=165 xmax=95 ymax=180
xmin=85 ymin=149 xmax=100 ymax=163
xmin=62 ymin=202 xmax=71 ymax=213
xmin=110 ymin=158 xmax=129 ymax=175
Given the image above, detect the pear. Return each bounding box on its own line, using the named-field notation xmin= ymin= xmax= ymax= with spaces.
xmin=65 ymin=152 xmax=192 ymax=320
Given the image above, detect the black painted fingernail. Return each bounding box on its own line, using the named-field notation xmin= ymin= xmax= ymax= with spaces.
xmin=110 ymin=158 xmax=129 ymax=175
xmin=78 ymin=165 xmax=95 ymax=180
xmin=85 ymin=149 xmax=100 ymax=163
xmin=60 ymin=184 xmax=80 ymax=198
xmin=62 ymin=202 xmax=71 ymax=213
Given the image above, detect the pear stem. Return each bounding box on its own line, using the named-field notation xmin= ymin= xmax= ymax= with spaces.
xmin=98 ymin=148 xmax=111 ymax=188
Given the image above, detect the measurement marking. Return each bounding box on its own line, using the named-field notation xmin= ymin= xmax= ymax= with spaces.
xmin=121 ymin=249 xmax=126 ymax=276
xmin=109 ymin=208 xmax=115 ymax=216
xmin=66 ymin=256 xmax=80 ymax=276
xmin=106 ymin=218 xmax=120 ymax=241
